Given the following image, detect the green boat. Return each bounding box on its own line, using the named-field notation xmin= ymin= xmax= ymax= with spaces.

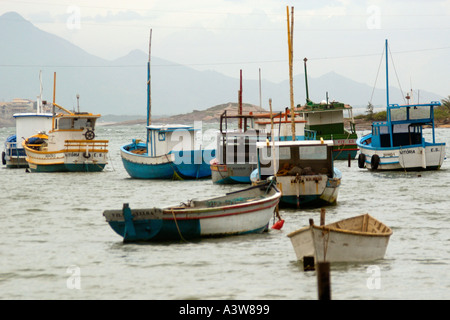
xmin=296 ymin=58 xmax=359 ymax=160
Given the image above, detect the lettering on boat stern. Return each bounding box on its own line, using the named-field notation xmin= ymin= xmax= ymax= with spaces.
xmin=399 ymin=150 xmax=415 ymax=155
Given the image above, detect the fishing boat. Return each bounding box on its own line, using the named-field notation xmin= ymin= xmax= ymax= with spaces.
xmin=2 ymin=71 xmax=52 ymax=168
xmin=121 ymin=124 xmax=214 ymax=179
xmin=22 ymin=73 xmax=109 ymax=172
xmin=211 ymin=69 xmax=307 ymax=185
xmin=296 ymin=58 xmax=358 ymax=160
xmin=251 ymin=139 xmax=341 ymax=208
xmin=210 ymin=110 xmax=269 ymax=184
xmin=121 ymin=30 xmax=214 ymax=180
xmin=287 ymin=213 xmax=392 ymax=263
xmin=103 ymin=180 xmax=282 ymax=242
xmin=356 ymin=40 xmax=446 ymax=171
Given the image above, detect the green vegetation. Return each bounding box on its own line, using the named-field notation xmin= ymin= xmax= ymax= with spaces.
xmin=355 ymin=96 xmax=450 ymax=123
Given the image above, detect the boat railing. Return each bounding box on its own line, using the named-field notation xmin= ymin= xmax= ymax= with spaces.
xmin=64 ymin=139 xmax=109 ymax=152
xmin=304 ymin=129 xmax=317 ymax=140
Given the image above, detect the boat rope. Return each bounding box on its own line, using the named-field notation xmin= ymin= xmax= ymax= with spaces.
xmin=171 ymin=209 xmax=189 ymax=243
xmin=322 ymin=228 xmax=330 ymax=262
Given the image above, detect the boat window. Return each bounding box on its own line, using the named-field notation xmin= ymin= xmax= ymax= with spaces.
xmin=390 ymin=108 xmax=407 ymax=121
xmin=264 ymin=146 xmax=291 ymax=160
xmin=409 ymin=106 xmax=431 ymax=120
xmin=58 ymin=118 xmax=72 ymax=129
xmin=299 ymin=145 xmax=327 ymax=160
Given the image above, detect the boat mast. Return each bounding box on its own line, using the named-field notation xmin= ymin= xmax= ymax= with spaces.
xmin=239 ymin=69 xmax=243 ymax=131
xmin=385 ymin=39 xmax=389 ymax=108
xmin=286 ymin=6 xmax=295 ymax=141
xmin=147 ymin=29 xmax=152 ymax=145
xmin=37 ymin=70 xmax=43 ymax=114
xmin=52 ymin=72 xmax=56 ymax=130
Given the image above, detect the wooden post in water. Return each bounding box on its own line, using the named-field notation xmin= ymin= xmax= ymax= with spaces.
xmin=317 ymin=262 xmax=331 ymax=300
xmin=320 ymin=208 xmax=326 ymax=226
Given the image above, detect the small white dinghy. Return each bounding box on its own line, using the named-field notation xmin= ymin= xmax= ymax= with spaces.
xmin=288 ymin=213 xmax=392 ymax=263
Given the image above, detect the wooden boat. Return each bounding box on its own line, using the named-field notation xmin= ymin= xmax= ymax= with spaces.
xmin=288 ymin=214 xmax=392 ymax=263
xmin=357 ymin=40 xmax=445 ymax=171
xmin=121 ymin=31 xmax=214 ymax=180
xmin=252 ymin=139 xmax=341 ymax=208
xmin=296 ymin=59 xmax=358 ymax=160
xmin=103 ymin=180 xmax=281 ymax=242
xmin=22 ymin=74 xmax=108 ymax=172
xmin=2 ymin=71 xmax=52 ymax=168
xmin=121 ymin=124 xmax=214 ymax=180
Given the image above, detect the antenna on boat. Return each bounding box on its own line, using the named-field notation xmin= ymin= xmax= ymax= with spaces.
xmin=147 ymin=28 xmax=152 ymax=145
xmin=37 ymin=70 xmax=43 ymax=114
xmin=286 ymin=6 xmax=295 ymax=141
xmin=303 ymin=57 xmax=310 ymax=103
xmin=239 ymin=69 xmax=243 ymax=131
xmin=76 ymin=94 xmax=80 ymax=113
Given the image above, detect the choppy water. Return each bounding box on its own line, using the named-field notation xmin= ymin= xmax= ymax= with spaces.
xmin=0 ymin=124 xmax=449 ymax=300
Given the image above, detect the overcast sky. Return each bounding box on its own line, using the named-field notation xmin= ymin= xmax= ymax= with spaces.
xmin=1 ymin=0 xmax=449 ymax=98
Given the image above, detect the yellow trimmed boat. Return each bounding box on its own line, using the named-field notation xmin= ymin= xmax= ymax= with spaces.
xmin=22 ymin=74 xmax=108 ymax=172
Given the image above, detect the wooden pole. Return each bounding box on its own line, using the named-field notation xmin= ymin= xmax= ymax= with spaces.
xmin=317 ymin=262 xmax=331 ymax=300
xmin=269 ymin=98 xmax=276 ymax=178
xmin=286 ymin=6 xmax=295 ymax=141
xmin=320 ymin=208 xmax=326 ymax=226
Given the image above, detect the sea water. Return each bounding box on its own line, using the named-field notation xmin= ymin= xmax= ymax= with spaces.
xmin=0 ymin=124 xmax=449 ymax=300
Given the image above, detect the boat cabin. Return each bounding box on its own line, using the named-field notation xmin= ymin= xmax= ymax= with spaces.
xmin=147 ymin=125 xmax=198 ymax=157
xmin=256 ymin=140 xmax=335 ymax=179
xmin=368 ymin=102 xmax=440 ymax=148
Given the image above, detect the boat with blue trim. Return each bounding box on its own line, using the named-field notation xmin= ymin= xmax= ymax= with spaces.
xmin=103 ymin=180 xmax=281 ymax=242
xmin=356 ymin=40 xmax=446 ymax=171
xmin=2 ymin=72 xmax=53 ymax=168
xmin=121 ymin=30 xmax=214 ymax=180
xmin=121 ymin=124 xmax=214 ymax=179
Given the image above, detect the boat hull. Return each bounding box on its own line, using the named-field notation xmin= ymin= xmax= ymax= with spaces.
xmin=357 ymin=135 xmax=445 ymax=171
xmin=104 ymin=182 xmax=281 ymax=242
xmin=121 ymin=143 xmax=214 ymax=180
xmin=276 ymin=168 xmax=341 ymax=208
xmin=211 ymin=163 xmax=256 ymax=184
xmin=23 ymin=140 xmax=108 ymax=172
xmin=288 ymin=214 xmax=392 ymax=263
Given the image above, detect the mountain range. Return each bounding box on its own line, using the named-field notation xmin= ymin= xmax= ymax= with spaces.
xmin=0 ymin=11 xmax=444 ymax=118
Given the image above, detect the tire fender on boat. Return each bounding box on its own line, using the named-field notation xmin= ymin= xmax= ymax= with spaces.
xmin=2 ymin=151 xmax=6 ymax=165
xmin=371 ymin=154 xmax=380 ymax=170
xmin=358 ymin=153 xmax=366 ymax=168
xmin=84 ymin=129 xmax=95 ymax=140
xmin=83 ymin=151 xmax=91 ymax=159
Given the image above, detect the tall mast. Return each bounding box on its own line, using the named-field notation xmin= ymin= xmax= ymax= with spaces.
xmin=286 ymin=6 xmax=295 ymax=141
xmin=238 ymin=69 xmax=243 ymax=130
xmin=147 ymin=29 xmax=152 ymax=145
xmin=385 ymin=39 xmax=389 ymax=107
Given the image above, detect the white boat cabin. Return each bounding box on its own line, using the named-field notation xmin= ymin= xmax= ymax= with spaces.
xmin=147 ymin=124 xmax=198 ymax=157
xmin=256 ymin=140 xmax=335 ymax=178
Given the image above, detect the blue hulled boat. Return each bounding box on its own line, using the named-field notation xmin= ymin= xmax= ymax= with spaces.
xmin=120 ymin=31 xmax=214 ymax=180
xmin=356 ymin=40 xmax=446 ymax=171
